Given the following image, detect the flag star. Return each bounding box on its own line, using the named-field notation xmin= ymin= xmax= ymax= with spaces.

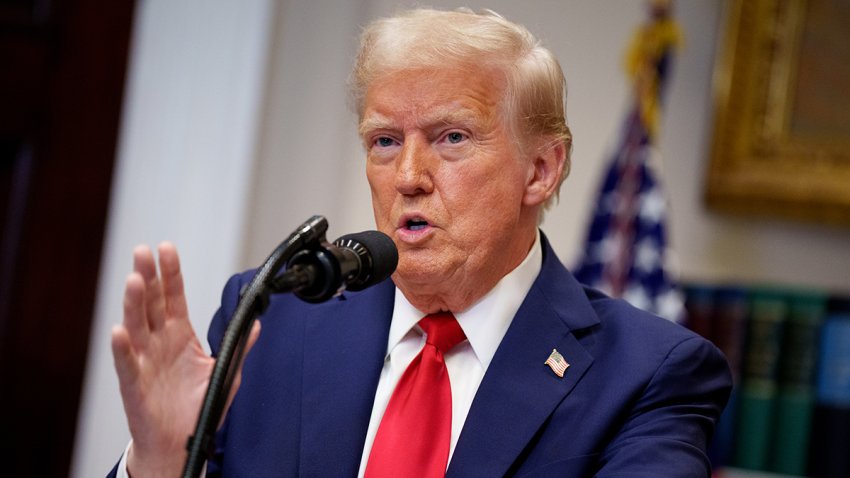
xmin=639 ymin=189 xmax=666 ymax=224
xmin=656 ymin=288 xmax=685 ymax=322
xmin=593 ymin=235 xmax=620 ymax=263
xmin=623 ymin=285 xmax=651 ymax=311
xmin=633 ymin=237 xmax=661 ymax=273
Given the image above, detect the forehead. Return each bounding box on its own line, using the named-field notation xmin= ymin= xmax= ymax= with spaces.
xmin=359 ymin=68 xmax=506 ymax=132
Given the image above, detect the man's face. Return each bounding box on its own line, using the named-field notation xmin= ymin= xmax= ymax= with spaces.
xmin=360 ymin=67 xmax=539 ymax=310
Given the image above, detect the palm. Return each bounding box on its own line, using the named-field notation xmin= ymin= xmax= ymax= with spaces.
xmin=111 ymin=243 xmax=259 ymax=476
xmin=125 ymin=313 xmax=211 ymax=455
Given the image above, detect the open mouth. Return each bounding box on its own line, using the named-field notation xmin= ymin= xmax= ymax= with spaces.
xmin=406 ymin=218 xmax=429 ymax=231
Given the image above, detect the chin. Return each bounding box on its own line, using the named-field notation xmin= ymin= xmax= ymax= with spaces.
xmin=394 ymin=256 xmax=449 ymax=286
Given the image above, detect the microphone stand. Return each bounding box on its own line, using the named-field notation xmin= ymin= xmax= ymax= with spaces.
xmin=181 ymin=215 xmax=330 ymax=478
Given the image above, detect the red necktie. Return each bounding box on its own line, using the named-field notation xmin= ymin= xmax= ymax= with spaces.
xmin=365 ymin=312 xmax=466 ymax=478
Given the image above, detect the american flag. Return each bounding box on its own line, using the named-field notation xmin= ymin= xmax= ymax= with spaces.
xmin=545 ymin=349 xmax=569 ymax=378
xmin=573 ymin=4 xmax=684 ymax=323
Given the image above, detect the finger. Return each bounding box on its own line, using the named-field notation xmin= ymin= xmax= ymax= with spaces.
xmin=132 ymin=244 xmax=157 ymax=280
xmin=123 ymin=272 xmax=150 ymax=348
xmin=223 ymin=320 xmax=262 ymax=423
xmin=111 ymin=324 xmax=141 ymax=390
xmin=244 ymin=320 xmax=262 ymax=357
xmin=232 ymin=320 xmax=262 ymax=390
xmin=133 ymin=245 xmax=166 ymax=331
xmin=158 ymin=241 xmax=189 ymax=320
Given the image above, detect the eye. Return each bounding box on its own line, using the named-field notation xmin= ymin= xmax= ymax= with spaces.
xmin=374 ymin=136 xmax=397 ymax=148
xmin=444 ymin=131 xmax=467 ymax=144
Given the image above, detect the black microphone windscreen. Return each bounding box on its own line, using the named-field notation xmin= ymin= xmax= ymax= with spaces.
xmin=334 ymin=230 xmax=398 ymax=291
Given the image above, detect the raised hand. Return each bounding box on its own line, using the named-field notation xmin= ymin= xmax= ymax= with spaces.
xmin=111 ymin=242 xmax=260 ymax=477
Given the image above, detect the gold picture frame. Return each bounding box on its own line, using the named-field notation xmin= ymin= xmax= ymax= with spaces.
xmin=706 ymin=0 xmax=850 ymax=225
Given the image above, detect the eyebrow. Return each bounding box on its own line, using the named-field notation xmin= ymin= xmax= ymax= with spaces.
xmin=358 ymin=113 xmax=393 ymax=137
xmin=359 ymin=105 xmax=486 ymax=137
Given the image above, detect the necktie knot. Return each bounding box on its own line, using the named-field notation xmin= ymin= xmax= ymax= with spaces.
xmin=419 ymin=312 xmax=465 ymax=353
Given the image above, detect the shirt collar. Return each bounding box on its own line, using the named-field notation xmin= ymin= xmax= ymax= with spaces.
xmin=386 ymin=230 xmax=543 ymax=371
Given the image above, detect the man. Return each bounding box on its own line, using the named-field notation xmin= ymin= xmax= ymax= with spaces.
xmin=110 ymin=8 xmax=731 ymax=477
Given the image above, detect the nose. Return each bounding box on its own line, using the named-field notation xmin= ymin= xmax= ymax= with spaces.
xmin=395 ymin=135 xmax=434 ymax=196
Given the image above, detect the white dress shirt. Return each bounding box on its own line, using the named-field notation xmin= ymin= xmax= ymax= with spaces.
xmin=357 ymin=232 xmax=542 ymax=476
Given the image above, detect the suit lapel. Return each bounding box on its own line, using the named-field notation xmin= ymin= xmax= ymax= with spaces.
xmin=298 ymin=281 xmax=394 ymax=476
xmin=447 ymin=235 xmax=599 ymax=477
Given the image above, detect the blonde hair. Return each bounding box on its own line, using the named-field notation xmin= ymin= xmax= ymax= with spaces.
xmin=350 ymin=8 xmax=572 ymax=209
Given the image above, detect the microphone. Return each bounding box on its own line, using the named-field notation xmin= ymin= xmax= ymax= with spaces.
xmin=332 ymin=231 xmax=399 ymax=291
xmin=184 ymin=218 xmax=395 ymax=478
xmin=277 ymin=230 xmax=398 ymax=303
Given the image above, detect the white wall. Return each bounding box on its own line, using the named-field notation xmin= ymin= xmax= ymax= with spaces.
xmin=245 ymin=0 xmax=850 ymax=293
xmin=70 ymin=1 xmax=275 ymax=476
xmin=73 ymin=0 xmax=850 ymax=475
xmin=660 ymin=2 xmax=850 ymax=294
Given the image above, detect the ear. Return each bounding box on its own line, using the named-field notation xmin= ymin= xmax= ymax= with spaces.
xmin=522 ymin=139 xmax=566 ymax=207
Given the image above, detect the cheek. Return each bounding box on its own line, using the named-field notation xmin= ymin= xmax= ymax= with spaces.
xmin=441 ymin=173 xmax=497 ymax=227
xmin=366 ymin=165 xmax=396 ymax=227
xmin=366 ymin=165 xmax=389 ymax=201
xmin=451 ymin=164 xmax=525 ymax=222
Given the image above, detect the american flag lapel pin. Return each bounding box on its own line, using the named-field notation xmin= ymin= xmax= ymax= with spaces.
xmin=544 ymin=349 xmax=569 ymax=378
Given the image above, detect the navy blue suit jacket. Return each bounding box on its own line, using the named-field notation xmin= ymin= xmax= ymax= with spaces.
xmin=205 ymin=233 xmax=731 ymax=477
xmin=110 ymin=233 xmax=731 ymax=477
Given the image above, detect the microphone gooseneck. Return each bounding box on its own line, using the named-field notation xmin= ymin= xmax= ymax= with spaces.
xmin=182 ymin=216 xmax=397 ymax=478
